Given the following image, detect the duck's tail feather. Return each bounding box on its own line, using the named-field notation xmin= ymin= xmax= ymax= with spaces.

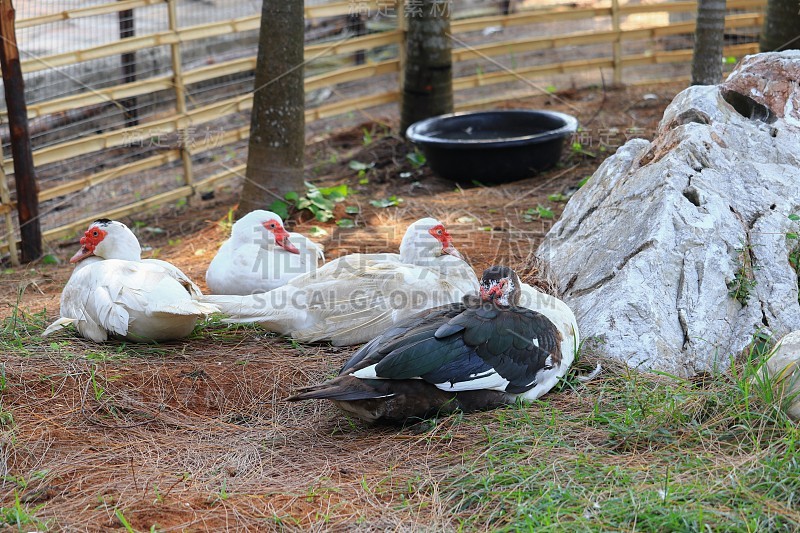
xmin=286 ymin=379 xmax=394 ymax=402
xmin=42 ymin=317 xmax=76 ymax=337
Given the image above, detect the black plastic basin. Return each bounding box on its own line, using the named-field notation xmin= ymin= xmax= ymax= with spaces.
xmin=406 ymin=110 xmax=578 ymax=184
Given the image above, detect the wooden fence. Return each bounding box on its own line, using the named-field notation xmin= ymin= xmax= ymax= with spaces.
xmin=0 ymin=0 xmax=765 ymax=262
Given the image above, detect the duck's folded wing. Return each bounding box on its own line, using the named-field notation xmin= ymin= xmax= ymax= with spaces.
xmin=47 ymin=264 xmax=132 ymax=341
xmin=353 ymin=305 xmax=562 ymax=394
xmin=145 ymin=258 xmax=203 ymax=297
xmin=341 ymin=302 xmax=466 ymax=374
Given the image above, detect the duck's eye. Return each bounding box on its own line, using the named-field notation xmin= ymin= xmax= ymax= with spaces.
xmin=92 ymin=231 xmax=99 ymax=237
xmin=268 ymin=223 xmax=276 ymax=229
xmin=436 ymin=229 xmax=443 ymax=235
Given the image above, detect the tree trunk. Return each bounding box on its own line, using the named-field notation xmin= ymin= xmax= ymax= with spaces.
xmin=400 ymin=0 xmax=453 ymax=135
xmin=0 ymin=0 xmax=42 ymax=262
xmin=760 ymin=0 xmax=800 ymax=52
xmin=238 ymin=0 xmax=305 ymax=217
xmin=691 ymin=0 xmax=726 ymax=85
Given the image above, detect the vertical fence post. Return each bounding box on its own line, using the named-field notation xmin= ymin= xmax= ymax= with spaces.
xmin=348 ymin=14 xmax=366 ymax=65
xmin=0 ymin=144 xmax=19 ymax=266
xmin=166 ymin=0 xmax=194 ymax=195
xmin=118 ymin=0 xmax=138 ymax=127
xmin=611 ymin=0 xmax=622 ymax=85
xmin=0 ymin=0 xmax=41 ymax=262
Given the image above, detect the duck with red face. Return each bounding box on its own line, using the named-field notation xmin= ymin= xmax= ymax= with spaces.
xmin=202 ymin=217 xmax=479 ymax=346
xmin=43 ymin=219 xmax=217 ymax=343
xmin=205 ymin=210 xmax=324 ymax=296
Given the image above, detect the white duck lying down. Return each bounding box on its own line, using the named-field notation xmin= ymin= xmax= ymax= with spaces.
xmin=43 ymin=219 xmax=218 ymax=343
xmin=287 ymin=265 xmax=575 ymax=423
xmin=206 ymin=210 xmax=324 ymax=295
xmin=202 ymin=217 xmax=479 ymax=346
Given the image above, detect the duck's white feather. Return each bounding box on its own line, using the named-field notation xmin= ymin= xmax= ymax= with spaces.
xmin=205 ymin=211 xmax=323 ymax=295
xmin=48 ymin=259 xmax=217 ymax=342
xmin=516 ymin=282 xmax=580 ymax=400
xmin=44 ymin=220 xmax=217 ymax=343
xmin=203 ymin=218 xmax=479 ymax=346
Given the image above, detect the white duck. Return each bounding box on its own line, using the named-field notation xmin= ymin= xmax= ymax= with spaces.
xmin=202 ymin=217 xmax=479 ymax=346
xmin=205 ymin=210 xmax=324 ymax=295
xmin=43 ymin=219 xmax=218 ymax=342
xmin=519 ymin=283 xmax=580 ymax=372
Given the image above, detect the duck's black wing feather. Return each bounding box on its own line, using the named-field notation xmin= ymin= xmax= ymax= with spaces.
xmin=373 ymin=303 xmax=562 ymax=394
xmin=339 ymin=302 xmax=467 ymax=375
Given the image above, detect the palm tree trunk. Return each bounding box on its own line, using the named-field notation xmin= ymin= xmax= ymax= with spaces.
xmin=760 ymin=0 xmax=800 ymax=52
xmin=238 ymin=0 xmax=305 ymax=217
xmin=691 ymin=0 xmax=726 ymax=85
xmin=400 ymin=0 xmax=453 ymax=134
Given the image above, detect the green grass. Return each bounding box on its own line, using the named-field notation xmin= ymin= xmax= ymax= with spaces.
xmin=0 ymin=492 xmax=49 ymax=530
xmin=3 ymin=300 xmax=799 ymax=530
xmin=435 ymin=344 xmax=800 ymax=531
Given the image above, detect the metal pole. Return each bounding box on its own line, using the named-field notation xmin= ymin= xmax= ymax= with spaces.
xmin=0 ymin=0 xmax=41 ymax=262
xmin=118 ymin=0 xmax=138 ymax=127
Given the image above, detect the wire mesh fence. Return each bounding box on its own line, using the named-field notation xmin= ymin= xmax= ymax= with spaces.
xmin=0 ymin=0 xmax=766 ymax=260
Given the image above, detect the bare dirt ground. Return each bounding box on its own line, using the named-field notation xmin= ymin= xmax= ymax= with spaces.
xmin=0 ymin=82 xmax=683 ymax=531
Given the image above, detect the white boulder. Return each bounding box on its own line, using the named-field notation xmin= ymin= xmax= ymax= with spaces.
xmin=538 ymin=51 xmax=800 ymax=376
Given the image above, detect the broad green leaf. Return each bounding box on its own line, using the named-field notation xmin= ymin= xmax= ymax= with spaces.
xmin=269 ymin=200 xmax=290 ymax=220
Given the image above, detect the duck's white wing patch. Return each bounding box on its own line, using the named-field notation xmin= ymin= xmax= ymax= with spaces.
xmin=434 ymin=370 xmax=511 ymax=392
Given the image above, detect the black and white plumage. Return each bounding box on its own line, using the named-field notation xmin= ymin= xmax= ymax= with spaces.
xmin=287 ymin=266 xmax=571 ymax=423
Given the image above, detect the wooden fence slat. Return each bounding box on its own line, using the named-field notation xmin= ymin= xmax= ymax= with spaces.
xmin=182 ymin=57 xmax=257 ymax=85
xmin=167 ymin=0 xmax=193 ymax=191
xmin=15 ymin=56 xmax=398 ymax=121
xmin=618 ymin=0 xmax=764 ymax=15
xmin=304 ymin=30 xmax=402 ymax=59
xmin=451 ymin=6 xmax=612 ymax=34
xmin=611 ymin=0 xmax=622 ymax=85
xmin=0 ymin=141 xmax=18 ymax=265
xmin=20 ymin=14 xmax=260 ymax=74
xmin=452 ymin=57 xmax=616 ymax=90
xmin=304 ymin=0 xmax=381 ymax=20
xmin=14 ymin=0 xmax=766 ymax=30
xmin=305 ymin=59 xmax=400 ymax=91
xmin=13 ymin=163 xmax=248 ymax=250
xmin=304 ymin=91 xmax=400 ymax=121
xmin=15 ymin=0 xmax=162 ymax=29
xmin=452 ymin=13 xmax=762 ymax=62
xmin=24 ymin=77 xmax=173 ymax=119
xmin=39 ymin=151 xmax=181 ymax=203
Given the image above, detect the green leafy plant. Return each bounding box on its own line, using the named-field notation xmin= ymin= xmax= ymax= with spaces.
xmin=370 ymin=196 xmax=403 ymax=208
xmin=270 ymin=182 xmax=349 ymax=223
xmin=115 ymin=508 xmax=136 ymax=533
xmin=307 ymin=226 xmax=328 ymax=238
xmin=218 ymin=208 xmax=235 ymax=231
xmin=571 ymin=141 xmax=597 ymax=158
xmin=349 ymin=160 xmax=375 ymax=185
xmin=787 ymin=214 xmax=800 ymax=304
xmin=0 ymin=492 xmax=47 ymax=530
xmin=547 ymin=193 xmax=568 ymax=203
xmin=41 ymin=254 xmax=59 ymax=265
xmin=728 ymin=244 xmax=756 ymax=305
xmin=523 ymin=205 xmax=555 ymax=221
xmin=406 ymin=149 xmax=426 ymax=168
xmin=336 ymin=219 xmax=355 ymax=228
